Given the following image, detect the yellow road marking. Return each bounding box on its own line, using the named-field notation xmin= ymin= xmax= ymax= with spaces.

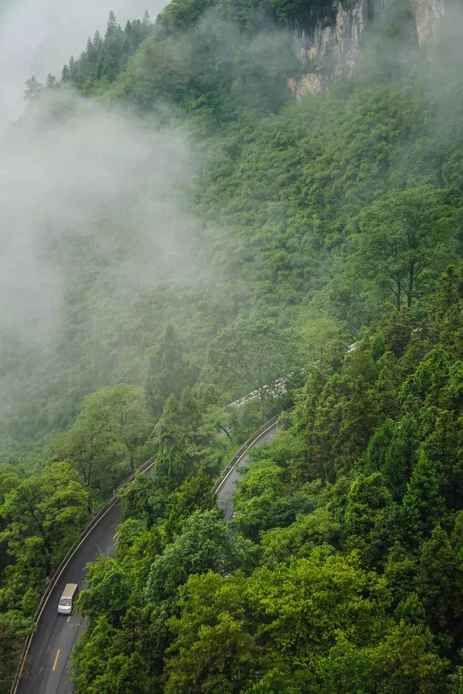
xmin=52 ymin=649 xmax=61 ymax=672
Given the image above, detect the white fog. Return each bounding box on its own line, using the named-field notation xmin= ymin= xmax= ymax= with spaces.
xmin=0 ymin=0 xmax=166 ymax=124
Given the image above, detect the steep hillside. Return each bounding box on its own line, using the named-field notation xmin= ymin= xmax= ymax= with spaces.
xmin=1 ymin=0 xmax=463 ymax=691
xmin=1 ymin=0 xmax=460 ymax=448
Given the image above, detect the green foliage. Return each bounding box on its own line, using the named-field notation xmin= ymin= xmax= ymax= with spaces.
xmin=110 ymin=13 xmax=298 ymax=124
xmin=78 ymin=559 xmax=132 ymax=627
xmin=151 ymin=386 xmax=225 ymax=489
xmin=344 ymin=472 xmax=394 ymax=566
xmin=0 ymin=463 xmax=89 ymax=589
xmin=206 ymin=317 xmax=300 ymax=401
xmin=0 ymin=611 xmax=31 ymax=694
xmin=232 ymin=457 xmax=314 ymax=540
xmin=146 ymin=509 xmax=255 ymax=602
xmin=146 ymin=325 xmax=198 ymax=419
xmin=165 ymin=550 xmax=448 ymax=692
xmin=73 ymin=614 xmax=153 ymax=694
xmin=0 ymin=463 xmax=89 ymax=691
xmin=165 ymin=572 xmax=258 ymax=693
xmin=355 ymin=186 xmax=455 ymax=308
xmin=260 ymin=503 xmax=341 ymax=564
xmin=71 ymin=265 xmax=463 ymax=689
xmin=157 ymin=0 xmax=219 ymax=33
xmin=52 ymin=385 xmax=152 ymax=499
xmin=3 ymin=1 xmax=463 ymax=690
xmin=366 ymin=416 xmax=418 ymax=500
xmin=416 ymin=525 xmax=463 ymax=637
xmin=401 ymin=450 xmax=446 ymax=543
xmin=62 ymin=11 xmax=154 ymax=94
xmin=7 ymin=3 xmax=463 ymax=448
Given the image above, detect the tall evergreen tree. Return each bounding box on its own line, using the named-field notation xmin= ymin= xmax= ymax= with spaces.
xmin=401 ymin=449 xmax=445 ymax=543
xmin=146 ymin=326 xmax=198 ymax=419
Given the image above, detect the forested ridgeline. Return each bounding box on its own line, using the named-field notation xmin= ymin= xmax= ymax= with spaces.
xmin=5 ymin=2 xmax=463 ymax=448
xmin=72 ymin=265 xmax=463 ymax=692
xmin=1 ymin=1 xmax=463 ymax=691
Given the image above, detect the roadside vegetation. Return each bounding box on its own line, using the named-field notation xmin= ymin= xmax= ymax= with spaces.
xmin=1 ymin=0 xmax=463 ymax=691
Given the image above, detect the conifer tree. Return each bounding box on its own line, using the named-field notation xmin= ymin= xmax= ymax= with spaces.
xmin=417 ymin=525 xmax=461 ymax=634
xmin=24 ymin=76 xmax=43 ymax=101
xmin=401 ymin=449 xmax=445 ymax=542
xmin=146 ymin=326 xmax=198 ymax=419
xmin=100 ymin=11 xmax=126 ymax=82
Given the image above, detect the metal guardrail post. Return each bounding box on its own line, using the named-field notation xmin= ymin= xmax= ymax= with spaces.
xmin=10 ymin=416 xmax=280 ymax=693
xmin=213 ymin=416 xmax=279 ymax=497
xmin=9 ymin=458 xmax=157 ymax=694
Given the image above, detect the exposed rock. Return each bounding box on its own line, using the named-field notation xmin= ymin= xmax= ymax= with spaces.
xmin=290 ymin=0 xmax=447 ymax=96
xmin=297 ymin=0 xmax=368 ymax=80
xmin=411 ymin=0 xmax=446 ymax=43
xmin=288 ymin=73 xmax=324 ymax=97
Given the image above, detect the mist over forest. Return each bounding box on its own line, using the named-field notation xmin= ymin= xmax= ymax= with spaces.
xmin=1 ymin=0 xmax=463 ymax=692
xmin=0 ymin=0 xmax=163 ymax=124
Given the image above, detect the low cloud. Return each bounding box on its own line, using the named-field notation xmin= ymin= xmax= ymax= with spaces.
xmin=0 ymin=0 xmax=164 ymax=125
xmin=0 ymin=89 xmax=197 ymax=346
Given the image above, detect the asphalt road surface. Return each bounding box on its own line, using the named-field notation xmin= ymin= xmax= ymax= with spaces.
xmin=216 ymin=420 xmax=280 ymax=520
xmin=16 ymin=503 xmax=122 ymax=694
xmin=16 ymin=422 xmax=279 ymax=694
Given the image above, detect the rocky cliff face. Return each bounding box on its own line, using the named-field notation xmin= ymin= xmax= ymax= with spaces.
xmin=290 ymin=0 xmax=447 ymax=96
xmin=411 ymin=0 xmax=446 ymax=43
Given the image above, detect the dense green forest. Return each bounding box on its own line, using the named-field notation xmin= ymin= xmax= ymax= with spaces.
xmin=1 ymin=0 xmax=463 ymax=691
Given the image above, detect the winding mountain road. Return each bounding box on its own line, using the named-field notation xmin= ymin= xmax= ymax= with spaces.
xmin=15 ymin=503 xmax=121 ymax=694
xmin=13 ymin=420 xmax=280 ymax=694
xmin=216 ymin=419 xmax=280 ymax=520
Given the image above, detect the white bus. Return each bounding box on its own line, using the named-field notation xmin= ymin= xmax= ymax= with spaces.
xmin=58 ymin=583 xmax=78 ymax=615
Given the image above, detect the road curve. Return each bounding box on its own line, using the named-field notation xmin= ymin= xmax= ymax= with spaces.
xmin=13 ymin=458 xmax=157 ymax=694
xmin=14 ymin=421 xmax=280 ymax=694
xmin=216 ymin=419 xmax=280 ymax=520
xmin=16 ymin=503 xmax=122 ymax=694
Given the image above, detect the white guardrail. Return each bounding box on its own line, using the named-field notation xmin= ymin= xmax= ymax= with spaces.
xmin=214 ymin=416 xmax=279 ymax=496
xmin=10 ymin=457 xmax=156 ymax=694
xmin=10 ymin=416 xmax=280 ymax=694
